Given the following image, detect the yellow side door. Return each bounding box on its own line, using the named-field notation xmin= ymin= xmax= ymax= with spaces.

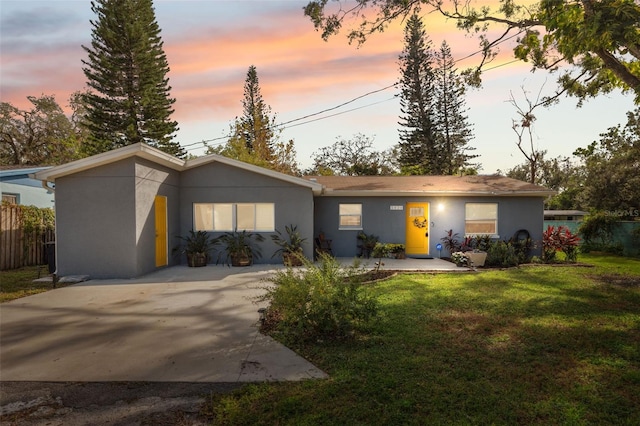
xmin=155 ymin=195 xmax=168 ymax=267
xmin=405 ymin=202 xmax=429 ymax=256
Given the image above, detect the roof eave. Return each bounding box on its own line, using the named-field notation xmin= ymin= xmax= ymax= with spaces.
xmin=318 ymin=189 xmax=556 ymax=197
xmin=33 ymin=143 xmax=185 ymax=182
xmin=186 ymin=154 xmax=324 ymax=193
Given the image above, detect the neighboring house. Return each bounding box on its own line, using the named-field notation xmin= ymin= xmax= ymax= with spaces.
xmin=544 ymin=210 xmax=589 ymax=221
xmin=1 ymin=167 xmax=54 ymax=208
xmin=34 ymin=143 xmax=554 ymax=279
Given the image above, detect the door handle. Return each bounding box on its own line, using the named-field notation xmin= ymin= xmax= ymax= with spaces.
xmin=425 ymin=232 xmax=429 ymax=237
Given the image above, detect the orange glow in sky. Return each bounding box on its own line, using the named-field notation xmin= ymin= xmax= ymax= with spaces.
xmin=0 ymin=0 xmax=633 ymax=172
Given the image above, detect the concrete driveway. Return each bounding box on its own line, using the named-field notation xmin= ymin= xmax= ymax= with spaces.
xmin=0 ymin=265 xmax=326 ymax=383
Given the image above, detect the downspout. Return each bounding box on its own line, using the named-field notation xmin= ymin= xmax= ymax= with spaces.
xmin=40 ymin=180 xmax=55 ymax=193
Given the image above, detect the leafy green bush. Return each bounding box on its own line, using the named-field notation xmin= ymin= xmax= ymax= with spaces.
xmin=578 ymin=212 xmax=619 ymax=246
xmin=580 ymin=241 xmax=624 ymax=255
xmin=486 ymin=241 xmax=519 ymax=267
xmin=260 ymin=254 xmax=378 ymax=342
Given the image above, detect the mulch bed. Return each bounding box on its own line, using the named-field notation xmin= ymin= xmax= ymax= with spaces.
xmin=357 ymin=270 xmax=398 ymax=283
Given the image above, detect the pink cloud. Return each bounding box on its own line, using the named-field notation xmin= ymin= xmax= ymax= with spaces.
xmin=1 ymin=1 xmax=533 ymax=143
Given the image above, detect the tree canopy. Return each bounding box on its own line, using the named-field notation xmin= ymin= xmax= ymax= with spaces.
xmin=0 ymin=95 xmax=83 ymax=166
xmin=504 ymin=107 xmax=640 ymax=212
xmin=574 ymin=107 xmax=640 ymax=213
xmin=81 ymin=0 xmax=183 ymax=157
xmin=304 ymin=0 xmax=640 ymax=104
xmin=307 ymin=134 xmax=397 ymax=175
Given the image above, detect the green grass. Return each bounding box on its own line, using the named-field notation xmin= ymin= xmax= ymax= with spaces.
xmin=207 ymin=255 xmax=640 ymax=425
xmin=0 ymin=265 xmax=59 ymax=302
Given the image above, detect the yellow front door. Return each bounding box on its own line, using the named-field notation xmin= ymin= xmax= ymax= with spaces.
xmin=155 ymin=195 xmax=168 ymax=267
xmin=405 ymin=202 xmax=429 ymax=256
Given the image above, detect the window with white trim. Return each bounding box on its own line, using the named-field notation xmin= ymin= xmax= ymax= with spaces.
xmin=339 ymin=203 xmax=362 ymax=229
xmin=465 ymin=203 xmax=498 ymax=235
xmin=193 ymin=203 xmax=274 ymax=232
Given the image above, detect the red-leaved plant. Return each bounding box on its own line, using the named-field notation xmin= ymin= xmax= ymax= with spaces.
xmin=543 ymin=225 xmax=580 ymax=263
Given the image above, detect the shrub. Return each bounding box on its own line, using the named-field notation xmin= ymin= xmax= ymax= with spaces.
xmin=441 ymin=229 xmax=461 ymax=254
xmin=260 ymin=253 xmax=378 ymax=342
xmin=510 ymin=237 xmax=533 ymax=264
xmin=486 ymin=241 xmax=519 ymax=267
xmin=543 ymin=225 xmax=580 ymax=263
xmin=542 ymin=226 xmax=561 ymax=262
xmin=581 ymin=241 xmax=624 ymax=255
xmin=578 ymin=212 xmax=619 ymax=246
xmin=372 ymin=243 xmax=405 ymax=258
xmin=472 ymin=234 xmax=492 ymax=252
xmin=559 ymin=227 xmax=580 ymax=263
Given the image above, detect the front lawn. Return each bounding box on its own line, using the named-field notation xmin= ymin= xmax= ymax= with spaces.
xmin=207 ymin=255 xmax=640 ymax=425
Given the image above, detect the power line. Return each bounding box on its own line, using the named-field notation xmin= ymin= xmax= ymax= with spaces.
xmin=181 ymin=84 xmax=400 ymax=151
xmin=182 ymin=30 xmax=525 ymax=152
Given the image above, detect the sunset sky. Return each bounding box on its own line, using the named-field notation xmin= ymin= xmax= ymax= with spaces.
xmin=1 ymin=0 xmax=635 ymax=173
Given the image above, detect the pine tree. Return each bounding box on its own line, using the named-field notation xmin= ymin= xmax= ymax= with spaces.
xmin=239 ymin=65 xmax=275 ymax=162
xmin=396 ymin=13 xmax=439 ymax=175
xmin=432 ymin=41 xmax=477 ymax=174
xmin=209 ymin=66 xmax=299 ymax=175
xmin=81 ymin=0 xmax=184 ymax=157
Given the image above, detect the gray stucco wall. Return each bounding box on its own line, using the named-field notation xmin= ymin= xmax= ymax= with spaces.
xmin=179 ymin=162 xmax=315 ymax=264
xmin=55 ymin=157 xmax=180 ymax=279
xmin=134 ymin=158 xmax=181 ymax=276
xmin=313 ymin=196 xmax=545 ymax=258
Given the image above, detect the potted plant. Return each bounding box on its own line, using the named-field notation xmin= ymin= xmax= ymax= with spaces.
xmin=357 ymin=231 xmax=379 ymax=258
xmin=387 ymin=243 xmax=406 ymax=259
xmin=217 ymin=230 xmax=265 ymax=267
xmin=271 ymin=224 xmax=307 ymax=266
xmin=465 ymin=249 xmax=488 ymax=267
xmin=174 ymin=230 xmax=217 ymax=267
xmin=464 ymin=234 xmax=489 ymax=267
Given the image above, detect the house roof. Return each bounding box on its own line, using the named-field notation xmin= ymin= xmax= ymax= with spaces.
xmin=544 ymin=210 xmax=589 ymax=216
xmin=303 ymin=175 xmax=555 ymax=197
xmin=32 ymin=143 xmax=323 ymax=194
xmin=1 ymin=167 xmax=52 ymax=189
xmin=1 ymin=167 xmax=51 ymax=179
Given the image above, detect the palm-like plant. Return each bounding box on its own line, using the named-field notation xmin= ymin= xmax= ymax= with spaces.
xmin=271 ymin=225 xmax=307 ymax=266
xmin=174 ymin=230 xmax=217 ymax=267
xmin=217 ymin=230 xmax=265 ymax=266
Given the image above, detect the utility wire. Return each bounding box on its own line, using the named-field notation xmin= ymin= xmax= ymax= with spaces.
xmin=182 ymin=29 xmax=526 ymax=152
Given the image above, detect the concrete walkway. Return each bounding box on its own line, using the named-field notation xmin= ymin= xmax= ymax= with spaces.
xmin=1 ymin=258 xmax=463 ymax=384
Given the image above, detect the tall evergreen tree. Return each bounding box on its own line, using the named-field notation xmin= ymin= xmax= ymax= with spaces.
xmin=239 ymin=65 xmax=276 ymax=162
xmin=433 ymin=41 xmax=477 ymax=174
xmin=396 ymin=13 xmax=439 ymax=175
xmin=208 ymin=66 xmax=299 ymax=175
xmin=81 ymin=0 xmax=184 ymax=157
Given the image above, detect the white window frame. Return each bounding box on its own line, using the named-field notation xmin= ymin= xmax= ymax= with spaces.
xmin=193 ymin=203 xmax=274 ymax=232
xmin=465 ymin=203 xmax=499 ymax=237
xmin=339 ymin=203 xmax=362 ymax=230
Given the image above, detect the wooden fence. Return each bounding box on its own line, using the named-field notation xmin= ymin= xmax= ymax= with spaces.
xmin=0 ymin=205 xmax=55 ymax=270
